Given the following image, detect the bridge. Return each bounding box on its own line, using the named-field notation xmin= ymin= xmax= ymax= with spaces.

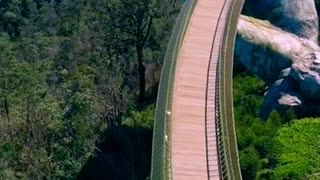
xmin=151 ymin=0 xmax=244 ymax=179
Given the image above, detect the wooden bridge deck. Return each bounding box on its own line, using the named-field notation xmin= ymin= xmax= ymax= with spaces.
xmin=171 ymin=0 xmax=232 ymax=179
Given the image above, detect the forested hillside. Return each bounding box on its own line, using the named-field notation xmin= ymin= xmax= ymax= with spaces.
xmin=0 ymin=0 xmax=179 ymax=179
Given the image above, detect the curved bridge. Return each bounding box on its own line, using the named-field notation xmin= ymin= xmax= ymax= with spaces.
xmin=151 ymin=0 xmax=244 ymax=179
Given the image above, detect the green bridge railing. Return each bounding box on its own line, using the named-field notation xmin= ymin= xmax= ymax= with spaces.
xmin=150 ymin=0 xmax=196 ymax=179
xmin=151 ymin=0 xmax=245 ymax=179
xmin=217 ymin=0 xmax=244 ymax=179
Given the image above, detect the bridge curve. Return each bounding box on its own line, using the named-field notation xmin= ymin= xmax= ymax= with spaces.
xmin=151 ymin=0 xmax=244 ymax=179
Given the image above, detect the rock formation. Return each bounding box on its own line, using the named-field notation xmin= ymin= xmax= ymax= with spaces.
xmin=270 ymin=0 xmax=319 ymax=42
xmin=243 ymin=0 xmax=319 ymax=42
xmin=235 ymin=0 xmax=320 ymax=118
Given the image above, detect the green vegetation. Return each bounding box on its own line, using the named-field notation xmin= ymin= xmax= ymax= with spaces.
xmin=233 ymin=72 xmax=278 ymax=179
xmin=273 ymin=119 xmax=320 ymax=179
xmin=234 ymin=70 xmax=320 ymax=179
xmin=0 ymin=0 xmax=179 ymax=179
xmin=237 ymin=1 xmax=320 ymax=178
xmin=4 ymin=0 xmax=320 ymax=179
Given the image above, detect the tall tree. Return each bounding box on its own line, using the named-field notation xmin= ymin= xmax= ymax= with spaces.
xmin=106 ymin=0 xmax=170 ymax=106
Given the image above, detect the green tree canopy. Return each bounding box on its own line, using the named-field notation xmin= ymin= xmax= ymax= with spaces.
xmin=273 ymin=119 xmax=320 ymax=179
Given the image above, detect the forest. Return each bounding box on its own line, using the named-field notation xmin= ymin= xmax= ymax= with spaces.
xmin=1 ymin=0 xmax=320 ymax=179
xmin=0 ymin=0 xmax=179 ymax=179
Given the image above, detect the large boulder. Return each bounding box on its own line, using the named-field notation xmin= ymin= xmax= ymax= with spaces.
xmin=269 ymin=0 xmax=319 ymax=42
xmin=260 ymin=76 xmax=301 ymax=119
xmin=242 ymin=0 xmax=280 ymax=20
xmin=236 ymin=14 xmax=320 ymax=118
xmin=235 ymin=15 xmax=319 ymax=83
xmin=243 ymin=0 xmax=319 ymax=43
xmin=290 ymin=52 xmax=320 ymax=101
xmin=260 ymin=51 xmax=320 ymax=119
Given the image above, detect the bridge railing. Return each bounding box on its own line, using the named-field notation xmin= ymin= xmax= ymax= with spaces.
xmin=150 ymin=1 xmax=196 ymax=179
xmin=151 ymin=0 xmax=244 ymax=179
xmin=216 ymin=0 xmax=244 ymax=179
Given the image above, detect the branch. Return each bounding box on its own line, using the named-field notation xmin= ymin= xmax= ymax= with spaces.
xmin=140 ymin=15 xmax=154 ymax=48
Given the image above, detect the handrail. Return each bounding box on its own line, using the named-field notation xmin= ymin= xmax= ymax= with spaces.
xmin=217 ymin=0 xmax=244 ymax=179
xmin=205 ymin=0 xmax=228 ymax=179
xmin=150 ymin=1 xmax=196 ymax=179
xmin=151 ymin=0 xmax=244 ymax=179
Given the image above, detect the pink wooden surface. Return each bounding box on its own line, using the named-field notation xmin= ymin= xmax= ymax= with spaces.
xmin=170 ymin=0 xmax=231 ymax=179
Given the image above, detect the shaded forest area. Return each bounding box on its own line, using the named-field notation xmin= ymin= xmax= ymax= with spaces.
xmin=234 ymin=0 xmax=320 ymax=179
xmin=0 ymin=0 xmax=179 ymax=179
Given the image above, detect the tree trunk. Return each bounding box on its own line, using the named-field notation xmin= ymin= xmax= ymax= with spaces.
xmin=137 ymin=45 xmax=146 ymax=107
xmin=173 ymin=0 xmax=177 ymax=9
xmin=4 ymin=98 xmax=12 ymax=142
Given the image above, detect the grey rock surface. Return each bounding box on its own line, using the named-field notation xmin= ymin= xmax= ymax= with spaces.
xmin=235 ymin=15 xmax=319 ymax=83
xmin=236 ymin=13 xmax=320 ymax=118
xmin=290 ymin=52 xmax=320 ymax=101
xmin=260 ymin=52 xmax=320 ymax=118
xmin=269 ymin=0 xmax=319 ymax=43
xmin=261 ymin=76 xmax=301 ymax=119
xmin=243 ymin=0 xmax=319 ymax=42
xmin=242 ymin=0 xmax=280 ymax=20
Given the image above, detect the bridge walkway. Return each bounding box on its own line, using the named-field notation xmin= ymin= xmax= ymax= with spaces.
xmin=170 ymin=0 xmax=232 ymax=179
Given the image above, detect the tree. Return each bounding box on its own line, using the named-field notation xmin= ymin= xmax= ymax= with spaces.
xmin=273 ymin=119 xmax=320 ymax=179
xmin=106 ymin=0 xmax=171 ymax=106
xmin=0 ymin=0 xmax=177 ymax=178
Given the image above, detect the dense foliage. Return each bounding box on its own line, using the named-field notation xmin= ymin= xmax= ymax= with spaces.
xmin=273 ymin=119 xmax=320 ymax=179
xmin=0 ymin=0 xmax=179 ymax=179
xmin=3 ymin=0 xmax=319 ymax=179
xmin=233 ymin=70 xmax=320 ymax=179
